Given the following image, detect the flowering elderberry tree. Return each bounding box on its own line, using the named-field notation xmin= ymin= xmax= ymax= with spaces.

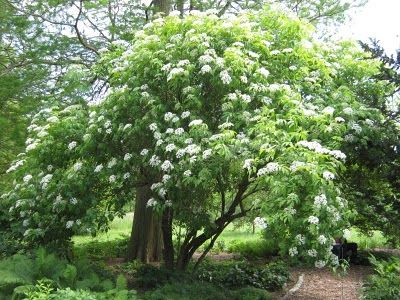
xmin=2 ymin=7 xmax=393 ymax=269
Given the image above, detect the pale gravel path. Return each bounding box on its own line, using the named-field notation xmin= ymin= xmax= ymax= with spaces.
xmin=283 ymin=265 xmax=372 ymax=300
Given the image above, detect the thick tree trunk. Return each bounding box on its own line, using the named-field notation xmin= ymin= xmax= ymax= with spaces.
xmin=126 ymin=183 xmax=163 ymax=262
xmin=161 ymin=207 xmax=174 ymax=269
xmin=153 ymin=0 xmax=171 ymax=15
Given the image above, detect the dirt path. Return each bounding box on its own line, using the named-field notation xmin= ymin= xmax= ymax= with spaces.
xmin=278 ymin=265 xmax=372 ymax=300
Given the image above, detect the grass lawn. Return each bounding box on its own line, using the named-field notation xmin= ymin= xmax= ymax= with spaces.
xmin=73 ymin=212 xmax=390 ymax=252
xmin=73 ymin=212 xmax=262 ymax=247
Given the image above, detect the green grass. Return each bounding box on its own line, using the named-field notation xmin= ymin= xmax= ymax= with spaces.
xmin=73 ymin=213 xmax=133 ymax=245
xmin=73 ymin=213 xmax=391 ymax=254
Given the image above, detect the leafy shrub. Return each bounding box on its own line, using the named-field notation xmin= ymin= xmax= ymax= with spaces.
xmin=135 ymin=265 xmax=188 ymax=289
xmin=143 ymin=281 xmax=231 ymax=300
xmin=143 ymin=281 xmax=271 ymax=300
xmin=0 ymin=247 xmax=136 ymax=299
xmin=74 ymin=238 xmax=129 ymax=261
xmin=231 ymin=287 xmax=271 ymax=300
xmin=363 ymin=255 xmax=400 ymax=300
xmin=196 ymin=260 xmax=289 ymax=291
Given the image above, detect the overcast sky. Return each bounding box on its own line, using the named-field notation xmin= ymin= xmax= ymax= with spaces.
xmin=337 ymin=0 xmax=400 ymax=54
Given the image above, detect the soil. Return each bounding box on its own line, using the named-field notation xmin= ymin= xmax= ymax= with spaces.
xmin=274 ymin=265 xmax=373 ymax=300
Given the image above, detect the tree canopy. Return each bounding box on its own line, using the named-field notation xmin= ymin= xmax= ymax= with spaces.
xmin=2 ymin=5 xmax=396 ymax=269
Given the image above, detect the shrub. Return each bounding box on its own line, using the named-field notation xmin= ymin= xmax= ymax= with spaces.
xmin=196 ymin=260 xmax=289 ymax=291
xmin=363 ymin=255 xmax=400 ymax=300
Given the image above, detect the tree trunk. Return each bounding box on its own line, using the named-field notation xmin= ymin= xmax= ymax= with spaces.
xmin=161 ymin=207 xmax=174 ymax=269
xmin=126 ymin=183 xmax=163 ymax=262
xmin=153 ymin=0 xmax=171 ymax=15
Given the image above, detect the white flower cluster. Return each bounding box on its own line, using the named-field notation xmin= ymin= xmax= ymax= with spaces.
xmin=219 ymin=70 xmax=232 ymax=85
xmin=254 ymin=217 xmax=268 ymax=229
xmin=297 ymin=140 xmax=346 ymax=161
xmin=307 ymin=249 xmax=317 ymax=257
xmin=315 ymin=260 xmax=326 ymax=269
xmin=308 ymin=215 xmax=319 ymax=225
xmin=6 ymin=160 xmax=25 ymax=173
xmin=68 ymin=141 xmax=77 ymax=150
xmin=295 ymin=234 xmax=305 ymax=245
xmin=124 ymin=153 xmax=132 ymax=161
xmin=147 ymin=198 xmax=158 ymax=207
xmin=290 ymin=161 xmax=306 ymax=172
xmin=257 ymin=162 xmax=279 ymax=176
xmin=289 ymin=247 xmax=298 ymax=256
xmin=243 ymin=159 xmax=253 ymax=170
xmin=317 ymin=235 xmax=327 ymax=245
xmin=23 ymin=174 xmax=33 ymax=183
xmin=322 ymin=171 xmax=335 ymax=180
xmin=314 ymin=194 xmax=327 ymax=209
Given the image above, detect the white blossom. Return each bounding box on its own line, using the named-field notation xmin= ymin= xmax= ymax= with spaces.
xmin=94 ymin=164 xmax=103 ymax=172
xmin=26 ymin=143 xmax=39 ymax=152
xmin=289 ymin=65 xmax=297 ymax=71
xmin=257 ymin=163 xmax=279 ymax=176
xmin=162 ymin=174 xmax=171 ymax=183
xmin=109 ymin=175 xmax=116 ymax=183
xmin=147 ymin=198 xmax=158 ymax=207
xmin=107 ymin=158 xmax=117 ymax=169
xmin=282 ymin=48 xmax=293 ymax=53
xmin=167 ymin=67 xmax=185 ymax=81
xmin=322 ymin=171 xmax=335 ymax=180
xmin=243 ymin=159 xmax=253 ymax=170
xmin=295 ymin=234 xmax=305 ymax=245
xmin=257 ymin=67 xmax=270 ymax=78
xmin=307 ymin=249 xmax=318 ymax=257
xmin=343 ymin=107 xmax=353 ymax=115
xmin=181 ymin=111 xmax=190 ymax=118
xmin=189 ymin=119 xmax=203 ymax=127
xmin=329 ymin=150 xmax=346 ymax=161
xmin=199 ymin=54 xmax=214 ymax=64
xmin=351 ymin=122 xmax=362 ymax=133
xmin=200 ymin=64 xmax=212 ymax=74
xmin=322 ymin=106 xmax=335 ymax=115
xmin=202 ymin=149 xmax=212 ymax=159
xmin=73 ymin=162 xmax=82 ymax=171
xmin=154 ymin=132 xmax=162 ymax=140
xmin=254 ymin=217 xmax=268 ymax=229
xmin=220 ymin=70 xmax=232 ymax=85
xmin=290 ymin=161 xmax=306 ymax=172
xmin=318 ymin=235 xmax=327 ymax=245
xmin=70 ymin=197 xmax=78 ymax=205
xmin=176 ymin=149 xmax=186 ymax=158
xmin=335 ymin=117 xmax=345 ymax=123
xmin=270 ymin=50 xmax=280 ymax=55
xmin=165 ymin=200 xmax=173 ymax=207
xmin=314 ymin=194 xmax=327 ymax=208
xmin=141 ymin=149 xmax=149 ymax=156
xmin=124 ymin=153 xmax=132 ymax=161
xmin=150 ymin=155 xmax=161 ymax=167
xmin=289 ymin=247 xmax=298 ymax=256
xmin=183 ymin=170 xmax=192 ymax=177
xmin=308 ymin=216 xmax=319 ymax=225
xmin=149 ymin=123 xmax=158 ymax=131
xmin=164 ymin=112 xmax=176 ymax=122
xmin=315 ymin=260 xmax=326 ymax=269
xmin=66 ymin=221 xmax=74 ymax=229
xmin=240 ymin=75 xmax=248 ymax=83
xmin=23 ymin=175 xmax=33 ymax=183
xmin=165 ymin=143 xmax=176 ymax=152
xmin=174 ymin=128 xmax=184 ymax=135
xmin=161 ymin=160 xmax=174 ymax=172
xmin=343 ymin=229 xmax=351 ymax=240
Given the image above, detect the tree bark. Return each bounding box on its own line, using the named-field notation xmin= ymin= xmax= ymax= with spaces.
xmin=126 ymin=183 xmax=163 ymax=262
xmin=153 ymin=0 xmax=171 ymax=15
xmin=161 ymin=207 xmax=174 ymax=269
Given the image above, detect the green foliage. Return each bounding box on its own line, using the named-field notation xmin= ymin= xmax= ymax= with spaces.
xmin=135 ymin=265 xmax=187 ymax=289
xmin=196 ymin=260 xmax=289 ymax=291
xmin=0 ymin=247 xmax=134 ymax=299
xmin=143 ymin=280 xmax=270 ymax=300
xmin=228 ymin=239 xmax=279 ymax=258
xmin=363 ymin=255 xmax=400 ymax=300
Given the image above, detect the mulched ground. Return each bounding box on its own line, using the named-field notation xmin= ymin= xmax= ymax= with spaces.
xmin=275 ymin=265 xmax=372 ymax=300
